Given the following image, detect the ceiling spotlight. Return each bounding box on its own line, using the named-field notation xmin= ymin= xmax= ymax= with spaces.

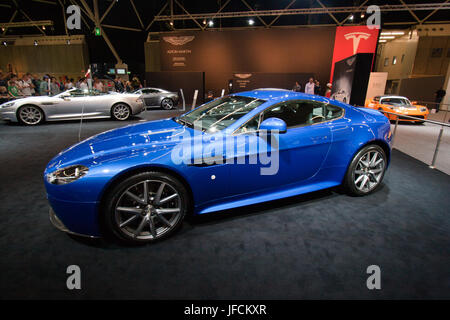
xmin=208 ymin=20 xmax=214 ymax=27
xmin=248 ymin=19 xmax=254 ymax=25
xmin=169 ymin=21 xmax=174 ymax=26
xmin=203 ymin=19 xmax=207 ymax=25
xmin=66 ymin=39 xmax=70 ymax=45
xmin=34 ymin=40 xmax=38 ymax=46
xmin=42 ymin=25 xmax=46 ymax=30
xmin=348 ymin=14 xmax=354 ymax=21
xmin=378 ymin=39 xmax=387 ymax=43
xmin=360 ymin=12 xmax=365 ymax=18
xmin=2 ymin=41 xmax=7 ymax=46
xmin=1 ymin=27 xmax=5 ymax=32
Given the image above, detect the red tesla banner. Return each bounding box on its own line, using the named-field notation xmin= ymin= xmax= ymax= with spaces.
xmin=330 ymin=26 xmax=380 ymax=83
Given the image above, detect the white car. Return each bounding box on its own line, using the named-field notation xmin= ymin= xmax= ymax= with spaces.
xmin=0 ymin=88 xmax=145 ymax=125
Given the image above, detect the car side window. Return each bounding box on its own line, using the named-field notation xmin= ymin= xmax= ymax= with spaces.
xmin=262 ymin=101 xmax=324 ymax=128
xmin=235 ymin=100 xmax=344 ymax=134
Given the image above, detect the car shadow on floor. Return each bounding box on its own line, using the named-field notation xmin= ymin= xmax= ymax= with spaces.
xmin=66 ymin=185 xmax=356 ymax=249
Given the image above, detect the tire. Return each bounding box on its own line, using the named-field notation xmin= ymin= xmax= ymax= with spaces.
xmin=343 ymin=145 xmax=387 ymax=196
xmin=161 ymin=98 xmax=174 ymax=110
xmin=102 ymin=171 xmax=189 ymax=245
xmin=111 ymin=103 xmax=131 ymax=121
xmin=17 ymin=105 xmax=44 ymax=125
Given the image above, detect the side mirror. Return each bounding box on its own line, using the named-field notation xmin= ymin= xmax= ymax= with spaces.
xmin=259 ymin=117 xmax=287 ymax=134
xmin=60 ymin=94 xmax=70 ymax=100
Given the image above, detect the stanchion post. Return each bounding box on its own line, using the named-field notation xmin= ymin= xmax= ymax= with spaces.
xmin=429 ymin=125 xmax=444 ymax=169
xmin=221 ymin=89 xmax=225 ymax=97
xmin=180 ymin=89 xmax=185 ymax=111
xmin=391 ymin=116 xmax=399 ymax=147
xmin=192 ymin=90 xmax=198 ymax=110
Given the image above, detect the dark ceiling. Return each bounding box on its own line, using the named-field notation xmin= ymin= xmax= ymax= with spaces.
xmin=1 ymin=0 xmax=449 ymax=72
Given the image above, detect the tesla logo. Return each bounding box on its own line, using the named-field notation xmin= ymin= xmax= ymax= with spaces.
xmin=163 ymin=36 xmax=195 ymax=46
xmin=344 ymin=32 xmax=371 ymax=54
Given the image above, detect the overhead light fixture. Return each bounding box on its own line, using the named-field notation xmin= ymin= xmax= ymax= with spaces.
xmin=360 ymin=12 xmax=365 ymax=18
xmin=169 ymin=21 xmax=174 ymax=26
xmin=1 ymin=27 xmax=5 ymax=32
xmin=34 ymin=40 xmax=38 ymax=46
xmin=378 ymin=39 xmax=387 ymax=43
xmin=348 ymin=14 xmax=354 ymax=21
xmin=2 ymin=41 xmax=7 ymax=46
xmin=208 ymin=20 xmax=214 ymax=27
xmin=380 ymin=36 xmax=395 ymax=39
xmin=203 ymin=19 xmax=207 ymax=25
xmin=66 ymin=39 xmax=70 ymax=45
xmin=248 ymin=19 xmax=254 ymax=25
xmin=42 ymin=25 xmax=46 ymax=30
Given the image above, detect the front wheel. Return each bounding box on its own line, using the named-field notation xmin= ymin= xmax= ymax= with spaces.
xmin=343 ymin=145 xmax=387 ymax=196
xmin=161 ymin=98 xmax=174 ymax=110
xmin=18 ymin=105 xmax=44 ymax=125
xmin=111 ymin=103 xmax=131 ymax=121
xmin=103 ymin=172 xmax=189 ymax=244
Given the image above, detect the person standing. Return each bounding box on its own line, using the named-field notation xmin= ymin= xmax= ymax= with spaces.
xmin=7 ymin=76 xmax=21 ymax=98
xmin=79 ymin=77 xmax=88 ymax=91
xmin=114 ymin=77 xmax=125 ymax=92
xmin=434 ymin=88 xmax=446 ymax=113
xmin=292 ymin=81 xmax=301 ymax=92
xmin=314 ymin=80 xmax=322 ymax=95
xmin=305 ymin=77 xmax=315 ymax=95
xmin=325 ymin=83 xmax=332 ymax=98
xmin=93 ymin=77 xmax=104 ymax=92
xmin=50 ymin=77 xmax=61 ymax=95
xmin=65 ymin=78 xmax=74 ymax=90
xmin=19 ymin=74 xmax=33 ymax=96
xmin=40 ymin=75 xmax=50 ymax=96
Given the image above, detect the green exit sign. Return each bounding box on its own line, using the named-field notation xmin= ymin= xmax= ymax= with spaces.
xmin=94 ymin=27 xmax=101 ymax=36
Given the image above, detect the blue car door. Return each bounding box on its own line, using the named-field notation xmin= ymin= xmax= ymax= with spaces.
xmin=227 ymin=100 xmax=333 ymax=196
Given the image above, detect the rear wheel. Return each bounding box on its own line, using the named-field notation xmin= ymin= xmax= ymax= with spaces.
xmin=17 ymin=105 xmax=44 ymax=125
xmin=343 ymin=145 xmax=387 ymax=196
xmin=111 ymin=103 xmax=131 ymax=121
xmin=161 ymin=98 xmax=174 ymax=110
xmin=103 ymin=172 xmax=189 ymax=244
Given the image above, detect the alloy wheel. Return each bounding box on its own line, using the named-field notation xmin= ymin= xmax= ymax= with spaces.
xmin=161 ymin=98 xmax=174 ymax=110
xmin=114 ymin=180 xmax=182 ymax=240
xmin=113 ymin=104 xmax=130 ymax=120
xmin=353 ymin=150 xmax=385 ymax=193
xmin=19 ymin=106 xmax=42 ymax=125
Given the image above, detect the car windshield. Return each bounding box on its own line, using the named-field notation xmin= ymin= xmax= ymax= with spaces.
xmin=55 ymin=89 xmax=105 ymax=97
xmin=176 ymin=96 xmax=265 ymax=133
xmin=381 ymin=97 xmax=411 ymax=106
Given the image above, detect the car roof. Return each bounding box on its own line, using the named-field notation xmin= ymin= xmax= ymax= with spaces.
xmin=375 ymin=95 xmax=409 ymax=99
xmin=233 ymin=89 xmax=327 ymax=102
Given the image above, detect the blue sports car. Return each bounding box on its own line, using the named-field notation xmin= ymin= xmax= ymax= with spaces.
xmin=44 ymin=89 xmax=392 ymax=244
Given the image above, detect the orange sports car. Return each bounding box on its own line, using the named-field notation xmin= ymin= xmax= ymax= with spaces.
xmin=365 ymin=95 xmax=429 ymax=123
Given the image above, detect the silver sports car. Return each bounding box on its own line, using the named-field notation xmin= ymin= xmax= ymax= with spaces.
xmin=0 ymin=88 xmax=145 ymax=125
xmin=132 ymin=87 xmax=179 ymax=110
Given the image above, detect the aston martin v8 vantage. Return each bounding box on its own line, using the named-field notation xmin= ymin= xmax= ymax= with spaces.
xmin=44 ymin=89 xmax=392 ymax=244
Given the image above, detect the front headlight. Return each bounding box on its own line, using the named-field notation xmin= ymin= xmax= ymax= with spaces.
xmin=1 ymin=101 xmax=15 ymax=108
xmin=46 ymin=165 xmax=89 ymax=185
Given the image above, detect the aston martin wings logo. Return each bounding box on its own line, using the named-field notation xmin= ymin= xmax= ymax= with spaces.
xmin=234 ymin=73 xmax=252 ymax=79
xmin=344 ymin=32 xmax=371 ymax=54
xmin=163 ymin=36 xmax=195 ymax=46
